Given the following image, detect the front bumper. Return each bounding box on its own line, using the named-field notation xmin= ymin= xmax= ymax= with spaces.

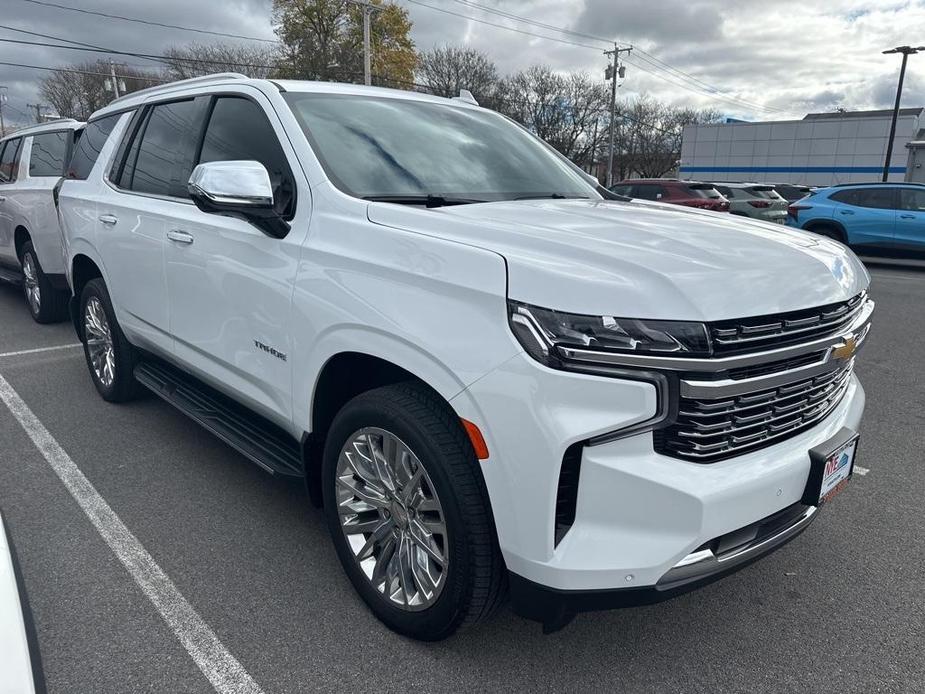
xmin=450 ymin=352 xmax=866 ymax=619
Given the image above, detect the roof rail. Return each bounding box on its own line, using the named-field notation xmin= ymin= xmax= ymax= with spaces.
xmin=109 ymin=72 xmax=249 ymax=105
xmin=830 ymin=181 xmax=924 ymax=187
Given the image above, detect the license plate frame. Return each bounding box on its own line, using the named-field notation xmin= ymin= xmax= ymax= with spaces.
xmin=802 ymin=427 xmax=859 ymax=506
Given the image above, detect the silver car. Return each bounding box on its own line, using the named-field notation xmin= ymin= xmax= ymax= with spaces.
xmin=711 ymin=183 xmax=789 ymax=223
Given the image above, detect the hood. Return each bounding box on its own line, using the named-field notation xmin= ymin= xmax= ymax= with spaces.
xmin=367 ymin=198 xmax=869 ymax=321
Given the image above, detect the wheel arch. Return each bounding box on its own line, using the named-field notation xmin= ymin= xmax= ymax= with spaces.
xmin=69 ymin=253 xmax=104 ymax=339
xmin=803 ymin=218 xmax=848 ymax=243
xmin=13 ymin=225 xmax=31 ymax=261
xmin=301 ymin=348 xmax=469 ymax=507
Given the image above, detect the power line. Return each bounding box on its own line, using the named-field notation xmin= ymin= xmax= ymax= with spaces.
xmin=0 ymin=21 xmax=166 ymax=66
xmin=0 ymin=37 xmax=277 ymax=71
xmin=15 ymin=0 xmax=279 ymax=44
xmin=445 ymin=0 xmax=785 ymax=114
xmin=0 ymin=59 xmax=164 ymax=82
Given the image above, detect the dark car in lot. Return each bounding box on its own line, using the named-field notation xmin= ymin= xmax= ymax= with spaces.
xmin=786 ymin=182 xmax=925 ymax=252
xmin=769 ymin=183 xmax=815 ymax=202
xmin=609 ymin=178 xmax=730 ymax=212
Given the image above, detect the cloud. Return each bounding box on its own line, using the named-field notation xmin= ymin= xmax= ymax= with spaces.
xmin=1 ymin=0 xmax=923 ymax=128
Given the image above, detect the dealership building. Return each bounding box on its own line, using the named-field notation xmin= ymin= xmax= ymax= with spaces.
xmin=679 ymin=107 xmax=924 ymax=187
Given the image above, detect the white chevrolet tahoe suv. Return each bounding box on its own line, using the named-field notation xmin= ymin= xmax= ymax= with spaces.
xmin=0 ymin=120 xmax=83 ymax=322
xmin=58 ymin=74 xmax=872 ymax=640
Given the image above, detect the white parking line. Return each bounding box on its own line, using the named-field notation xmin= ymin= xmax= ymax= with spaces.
xmin=0 ymin=373 xmax=264 ymax=694
xmin=0 ymin=343 xmax=82 ymax=359
xmin=854 ymin=465 xmax=870 ymax=476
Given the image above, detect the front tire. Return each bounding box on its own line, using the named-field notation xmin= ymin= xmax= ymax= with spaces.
xmin=21 ymin=241 xmax=68 ymax=324
xmin=79 ymin=278 xmax=142 ymax=402
xmin=322 ymin=382 xmax=506 ymax=641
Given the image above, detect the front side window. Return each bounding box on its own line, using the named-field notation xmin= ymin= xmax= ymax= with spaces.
xmin=197 ymin=96 xmax=295 ymax=217
xmin=899 ymin=188 xmax=925 ymax=211
xmin=283 ymin=93 xmax=599 ymax=203
xmin=29 ymin=131 xmax=70 ymax=177
xmin=119 ymin=100 xmax=201 ymax=198
xmin=632 ymin=184 xmax=666 ymax=200
xmin=0 ymin=138 xmax=23 ymax=183
xmin=67 ymin=114 xmax=121 ymax=180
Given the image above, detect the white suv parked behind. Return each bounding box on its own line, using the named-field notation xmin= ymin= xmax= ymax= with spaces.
xmin=58 ymin=74 xmax=872 ymax=640
xmin=0 ymin=120 xmax=83 ymax=322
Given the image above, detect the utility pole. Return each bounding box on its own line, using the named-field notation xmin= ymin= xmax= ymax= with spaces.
xmin=109 ymin=59 xmax=121 ymax=99
xmin=604 ymin=43 xmax=632 ymax=187
xmin=346 ymin=0 xmax=383 ymax=86
xmin=0 ymin=87 xmax=6 ymax=136
xmin=881 ymin=45 xmax=923 ymax=182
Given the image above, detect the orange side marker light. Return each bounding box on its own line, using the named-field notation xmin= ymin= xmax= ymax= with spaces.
xmin=460 ymin=418 xmax=490 ymax=460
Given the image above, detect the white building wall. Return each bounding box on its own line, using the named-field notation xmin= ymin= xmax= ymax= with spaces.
xmin=679 ymin=112 xmax=922 ymax=186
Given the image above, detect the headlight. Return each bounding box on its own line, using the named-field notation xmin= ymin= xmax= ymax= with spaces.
xmin=509 ymin=301 xmax=711 ymax=368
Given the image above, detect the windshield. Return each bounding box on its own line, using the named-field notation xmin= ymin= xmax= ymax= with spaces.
xmin=283 ymin=92 xmax=600 ymax=203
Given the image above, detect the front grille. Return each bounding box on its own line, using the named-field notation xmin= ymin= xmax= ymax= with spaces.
xmin=710 ymin=293 xmax=866 ymax=355
xmin=655 ymin=361 xmax=854 ymax=462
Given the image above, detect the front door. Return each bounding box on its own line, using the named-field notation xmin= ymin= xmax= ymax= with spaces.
xmin=164 ymin=92 xmax=308 ymax=427
xmin=896 ymin=187 xmax=925 ymax=250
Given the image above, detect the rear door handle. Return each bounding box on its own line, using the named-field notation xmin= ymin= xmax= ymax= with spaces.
xmin=98 ymin=214 xmax=118 ymax=226
xmin=0 ymin=196 xmax=6 ymax=202
xmin=166 ymin=229 xmax=194 ymax=245
xmin=899 ymin=213 xmax=916 ymax=219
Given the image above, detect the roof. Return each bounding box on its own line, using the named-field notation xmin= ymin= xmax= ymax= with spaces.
xmin=91 ymin=73 xmax=474 ymax=121
xmin=0 ymin=118 xmax=82 ymax=141
xmin=829 ymin=181 xmax=925 ymax=188
xmin=804 ymin=107 xmax=924 ymax=120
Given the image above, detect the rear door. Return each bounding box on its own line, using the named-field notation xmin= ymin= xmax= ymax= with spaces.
xmin=101 ymin=97 xmax=207 ymax=354
xmin=20 ymin=129 xmax=73 ymax=275
xmin=896 ymin=187 xmax=925 ymax=249
xmin=830 ymin=187 xmax=896 ymax=247
xmin=0 ymin=138 xmax=24 ymax=271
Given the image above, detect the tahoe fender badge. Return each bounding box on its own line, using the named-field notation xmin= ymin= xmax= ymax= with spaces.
xmin=254 ymin=339 xmax=287 ymax=362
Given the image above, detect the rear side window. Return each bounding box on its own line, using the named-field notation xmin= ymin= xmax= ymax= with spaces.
xmin=0 ymin=138 xmax=23 ymax=183
xmin=633 ymin=184 xmax=666 ymax=201
xmin=67 ymin=114 xmax=121 ymax=180
xmin=196 ymin=96 xmax=295 ymax=217
xmin=899 ymin=188 xmax=925 ymax=211
xmin=29 ymin=131 xmax=69 ymax=177
xmin=118 ymin=100 xmax=202 ymax=198
xmin=832 ymin=187 xmax=895 ymax=209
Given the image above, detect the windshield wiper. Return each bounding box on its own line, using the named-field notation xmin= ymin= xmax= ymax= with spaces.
xmin=362 ymin=194 xmax=486 ymax=208
xmin=510 ymin=193 xmax=590 ymax=201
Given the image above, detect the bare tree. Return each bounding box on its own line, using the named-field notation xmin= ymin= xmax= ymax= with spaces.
xmin=613 ymin=96 xmax=721 ymax=178
xmin=162 ymin=43 xmax=280 ymax=80
xmin=40 ymin=60 xmax=162 ymax=121
xmin=496 ymin=66 xmax=609 ymax=164
xmin=417 ymin=45 xmax=500 ymax=107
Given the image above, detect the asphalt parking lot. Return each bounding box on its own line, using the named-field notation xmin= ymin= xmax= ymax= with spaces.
xmin=0 ymin=262 xmax=923 ymax=694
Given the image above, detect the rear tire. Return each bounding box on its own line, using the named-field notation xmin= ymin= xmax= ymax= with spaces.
xmin=322 ymin=382 xmax=506 ymax=641
xmin=79 ymin=278 xmax=143 ymax=402
xmin=20 ymin=241 xmax=68 ymax=324
xmin=807 ymin=224 xmax=846 ymax=244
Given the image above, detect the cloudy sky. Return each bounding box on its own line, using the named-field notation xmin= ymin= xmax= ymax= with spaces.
xmin=1 ymin=0 xmax=923 ymax=128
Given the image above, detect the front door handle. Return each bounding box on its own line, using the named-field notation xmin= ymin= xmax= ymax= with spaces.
xmin=98 ymin=214 xmax=118 ymax=226
xmin=899 ymin=213 xmax=916 ymax=219
xmin=0 ymin=196 xmax=6 ymax=202
xmin=167 ymin=229 xmax=194 ymax=245
xmin=839 ymin=210 xmax=854 ymax=215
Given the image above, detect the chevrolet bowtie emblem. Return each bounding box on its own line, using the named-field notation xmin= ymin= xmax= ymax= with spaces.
xmin=833 ymin=336 xmax=858 ymax=360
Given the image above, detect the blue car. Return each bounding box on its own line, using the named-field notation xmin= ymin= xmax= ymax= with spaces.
xmin=786 ymin=182 xmax=925 ymax=252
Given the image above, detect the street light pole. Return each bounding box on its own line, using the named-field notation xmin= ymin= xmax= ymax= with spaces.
xmin=881 ymin=45 xmax=923 ymax=182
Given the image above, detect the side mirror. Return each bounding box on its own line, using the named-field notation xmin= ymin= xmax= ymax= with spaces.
xmin=188 ymin=160 xmax=289 ymax=238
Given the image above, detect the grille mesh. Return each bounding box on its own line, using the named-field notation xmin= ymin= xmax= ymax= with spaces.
xmin=656 ymin=361 xmax=854 ymax=462
xmin=710 ymin=293 xmax=865 ymax=355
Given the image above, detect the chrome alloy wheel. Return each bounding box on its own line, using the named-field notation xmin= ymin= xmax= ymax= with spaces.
xmin=84 ymin=296 xmax=116 ymax=388
xmin=335 ymin=427 xmax=448 ymax=611
xmin=22 ymin=252 xmax=40 ymax=315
